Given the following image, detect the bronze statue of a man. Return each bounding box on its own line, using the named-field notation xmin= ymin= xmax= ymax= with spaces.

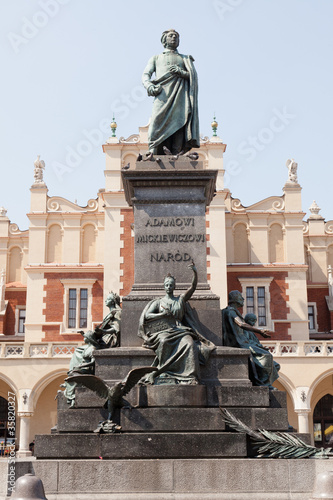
xmin=142 ymin=29 xmax=200 ymax=156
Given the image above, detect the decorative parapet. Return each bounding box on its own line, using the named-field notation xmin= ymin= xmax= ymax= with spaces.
xmin=229 ymin=196 xmax=285 ymax=213
xmin=46 ymin=197 xmax=99 ymax=213
xmin=262 ymin=341 xmax=333 ymax=356
xmin=0 ymin=342 xmax=82 ymax=358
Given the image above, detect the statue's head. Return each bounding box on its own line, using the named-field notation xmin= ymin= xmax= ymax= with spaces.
xmin=164 ymin=273 xmax=176 ymax=293
xmin=244 ymin=313 xmax=257 ymax=326
xmin=105 ymin=291 xmax=120 ymax=308
xmin=228 ymin=290 xmax=244 ymax=308
xmin=161 ymin=29 xmax=180 ymax=49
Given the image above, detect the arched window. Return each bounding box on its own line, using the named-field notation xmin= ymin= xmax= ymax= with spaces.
xmin=233 ymin=224 xmax=249 ymax=263
xmin=8 ymin=247 xmax=22 ymax=283
xmin=81 ymin=225 xmax=96 ymax=263
xmin=269 ymin=224 xmax=284 ymax=263
xmin=313 ymin=394 xmax=333 ymax=448
xmin=47 ymin=225 xmax=62 ymax=263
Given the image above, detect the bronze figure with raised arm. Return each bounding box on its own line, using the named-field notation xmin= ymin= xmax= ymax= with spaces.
xmin=138 ymin=263 xmax=215 ymax=385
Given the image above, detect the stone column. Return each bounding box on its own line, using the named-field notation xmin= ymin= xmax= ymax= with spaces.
xmin=295 ymin=409 xmax=311 ymax=434
xmin=17 ymin=412 xmax=33 ymax=457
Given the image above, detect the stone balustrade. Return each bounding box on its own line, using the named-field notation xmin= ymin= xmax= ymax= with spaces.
xmin=1 ymin=340 xmax=333 ymax=358
xmin=0 ymin=342 xmax=82 ymax=358
xmin=262 ymin=341 xmax=333 ymax=356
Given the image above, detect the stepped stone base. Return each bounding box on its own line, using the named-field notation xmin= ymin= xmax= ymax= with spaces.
xmin=4 ymin=458 xmax=333 ymax=500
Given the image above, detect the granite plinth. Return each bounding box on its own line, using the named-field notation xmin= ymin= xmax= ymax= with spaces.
xmin=7 ymin=458 xmax=332 ymax=499
xmin=35 ymin=432 xmax=247 ymax=459
xmin=121 ymin=295 xmax=223 ymax=346
xmin=93 ymin=347 xmax=252 ymax=386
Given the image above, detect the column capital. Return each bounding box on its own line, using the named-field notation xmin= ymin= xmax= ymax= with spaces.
xmin=17 ymin=412 xmax=34 ymax=418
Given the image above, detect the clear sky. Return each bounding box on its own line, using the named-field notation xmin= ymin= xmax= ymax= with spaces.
xmin=0 ymin=0 xmax=332 ymax=229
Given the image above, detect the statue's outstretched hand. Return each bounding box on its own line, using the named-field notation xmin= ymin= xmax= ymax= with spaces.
xmin=260 ymin=329 xmax=271 ymax=338
xmin=188 ymin=261 xmax=197 ymax=273
xmin=147 ymin=84 xmax=162 ymax=97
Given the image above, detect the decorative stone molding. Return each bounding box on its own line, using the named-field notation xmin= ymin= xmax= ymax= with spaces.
xmin=325 ymin=221 xmax=333 ymax=234
xmin=119 ymin=134 xmax=140 ymax=143
xmin=309 ymin=200 xmax=323 ymax=220
xmin=47 ymin=197 xmax=98 ymax=213
xmin=230 ymin=196 xmax=285 ymax=213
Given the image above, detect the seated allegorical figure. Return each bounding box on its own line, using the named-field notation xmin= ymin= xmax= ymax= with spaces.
xmin=222 ymin=290 xmax=280 ymax=389
xmin=138 ymin=263 xmax=215 ymax=385
xmin=60 ymin=291 xmax=121 ymax=407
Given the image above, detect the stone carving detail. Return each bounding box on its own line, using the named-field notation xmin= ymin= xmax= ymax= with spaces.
xmin=286 ymin=158 xmax=298 ymax=184
xmin=0 ymin=207 xmax=7 ymax=217
xmin=5 ymin=345 xmax=24 ymax=357
xmin=0 ymin=269 xmax=5 ymax=311
xmin=230 ymin=197 xmax=285 ymax=213
xmin=328 ymin=265 xmax=333 ymax=297
xmin=303 ymin=222 xmax=309 ymax=234
xmin=119 ymin=134 xmax=140 ymax=143
xmin=325 ymin=221 xmax=333 ymax=234
xmin=33 ymin=155 xmax=46 ymax=184
xmin=52 ymin=345 xmax=77 ymax=357
xmin=30 ymin=345 xmax=49 ymax=357
xmin=47 ymin=197 xmax=98 ymax=213
xmin=309 ymin=200 xmax=322 ymax=219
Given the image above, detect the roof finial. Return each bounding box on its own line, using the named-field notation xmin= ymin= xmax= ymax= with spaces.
xmin=211 ymin=113 xmax=218 ymax=137
xmin=110 ymin=114 xmax=117 ymax=138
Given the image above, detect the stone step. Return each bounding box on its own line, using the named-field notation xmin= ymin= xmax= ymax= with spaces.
xmin=56 ymin=406 xmax=289 ymax=433
xmin=59 ymin=385 xmax=281 ymax=410
xmin=34 ymin=432 xmax=247 ymax=459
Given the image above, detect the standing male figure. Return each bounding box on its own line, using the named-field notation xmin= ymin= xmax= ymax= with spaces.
xmin=142 ymin=29 xmax=200 ymax=155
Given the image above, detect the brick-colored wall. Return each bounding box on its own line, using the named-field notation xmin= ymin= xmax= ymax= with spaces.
xmin=4 ymin=290 xmax=26 ymax=335
xmin=120 ymin=209 xmax=134 ymax=296
xmin=227 ymin=270 xmax=291 ymax=340
xmin=308 ymin=286 xmax=330 ymax=333
xmin=42 ymin=272 xmax=103 ymax=341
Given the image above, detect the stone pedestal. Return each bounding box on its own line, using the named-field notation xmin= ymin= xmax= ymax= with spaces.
xmin=121 ymin=157 xmax=222 ymax=346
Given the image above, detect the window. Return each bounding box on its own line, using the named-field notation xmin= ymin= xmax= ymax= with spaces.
xmin=18 ymin=309 xmax=25 ymax=333
xmin=14 ymin=306 xmax=26 ymax=335
xmin=257 ymin=287 xmax=266 ymax=326
xmin=60 ymin=279 xmax=96 ymax=332
xmin=308 ymin=303 xmax=317 ymax=332
xmin=245 ymin=286 xmax=267 ymax=326
xmin=67 ymin=288 xmax=88 ymax=329
xmin=238 ymin=277 xmax=273 ymax=329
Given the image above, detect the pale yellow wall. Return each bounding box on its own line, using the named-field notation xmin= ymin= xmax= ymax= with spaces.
xmin=81 ymin=224 xmax=96 ymax=263
xmin=29 ymin=375 xmax=64 ymax=440
xmin=234 ymin=223 xmax=249 ymax=263
xmin=269 ymin=223 xmax=284 ymax=263
xmin=274 ymin=379 xmax=298 ymax=430
xmin=8 ymin=247 xmax=22 ymax=282
xmin=47 ymin=225 xmax=62 ymax=263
